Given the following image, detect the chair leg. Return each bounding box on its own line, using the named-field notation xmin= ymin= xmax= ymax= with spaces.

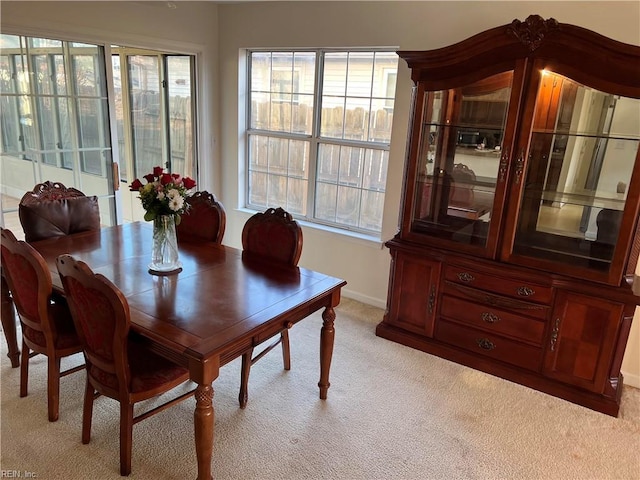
xmin=19 ymin=340 xmax=29 ymax=398
xmin=82 ymin=378 xmax=94 ymax=445
xmin=47 ymin=356 xmax=62 ymax=422
xmin=1 ymin=276 xmax=20 ymax=368
xmin=120 ymin=402 xmax=134 ymax=476
xmin=239 ymin=349 xmax=253 ymax=409
xmin=281 ymin=329 xmax=291 ymax=371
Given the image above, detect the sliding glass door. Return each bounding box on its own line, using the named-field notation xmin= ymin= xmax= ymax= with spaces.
xmin=0 ymin=34 xmax=198 ymax=231
xmin=112 ymin=48 xmax=196 ymax=222
xmin=0 ymin=34 xmax=115 ymax=236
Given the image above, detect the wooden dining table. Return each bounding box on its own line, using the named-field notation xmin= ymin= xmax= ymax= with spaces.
xmin=23 ymin=221 xmax=346 ymax=479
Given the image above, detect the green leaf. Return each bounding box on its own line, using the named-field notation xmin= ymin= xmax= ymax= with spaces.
xmin=144 ymin=211 xmax=155 ymax=222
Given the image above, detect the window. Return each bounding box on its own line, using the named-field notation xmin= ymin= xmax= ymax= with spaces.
xmin=247 ymin=49 xmax=398 ymax=234
xmin=0 ymin=35 xmax=110 ymax=176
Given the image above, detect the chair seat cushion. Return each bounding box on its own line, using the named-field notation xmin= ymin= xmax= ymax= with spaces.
xmin=19 ymin=196 xmax=100 ymax=243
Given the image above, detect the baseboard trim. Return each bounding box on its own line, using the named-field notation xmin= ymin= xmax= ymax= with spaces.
xmin=342 ymin=289 xmax=386 ymax=309
xmin=622 ymin=370 xmax=640 ymax=389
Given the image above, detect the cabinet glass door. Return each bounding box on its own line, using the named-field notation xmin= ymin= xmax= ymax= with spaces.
xmin=411 ymin=72 xmax=514 ymax=253
xmin=510 ymin=71 xmax=640 ymax=282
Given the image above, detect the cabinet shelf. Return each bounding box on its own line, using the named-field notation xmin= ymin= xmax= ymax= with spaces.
xmin=532 ymin=190 xmax=626 ymax=210
xmin=531 ymin=129 xmax=640 ymax=142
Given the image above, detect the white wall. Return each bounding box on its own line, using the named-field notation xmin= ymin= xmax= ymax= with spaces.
xmin=2 ymin=1 xmax=639 ymax=386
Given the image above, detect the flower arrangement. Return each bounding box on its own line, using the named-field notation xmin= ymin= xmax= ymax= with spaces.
xmin=129 ymin=166 xmax=196 ymax=223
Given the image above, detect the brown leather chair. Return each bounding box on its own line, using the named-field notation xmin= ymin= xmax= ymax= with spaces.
xmin=176 ymin=190 xmax=226 ymax=244
xmin=0 ymin=228 xmax=84 ymax=422
xmin=19 ymin=181 xmax=100 ymax=242
xmin=238 ymin=207 xmax=303 ymax=408
xmin=56 ymin=254 xmax=195 ymax=476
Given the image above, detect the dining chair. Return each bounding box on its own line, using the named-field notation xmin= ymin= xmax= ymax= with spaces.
xmin=238 ymin=206 xmax=303 ymax=408
xmin=2 ymin=181 xmax=101 ymax=368
xmin=18 ymin=180 xmax=100 ymax=242
xmin=0 ymin=227 xmax=84 ymax=422
xmin=176 ymin=190 xmax=226 ymax=244
xmin=56 ymin=254 xmax=195 ymax=476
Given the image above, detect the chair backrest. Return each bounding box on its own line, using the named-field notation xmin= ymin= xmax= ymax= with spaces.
xmin=0 ymin=227 xmax=58 ymax=344
xmin=450 ymin=163 xmax=476 ymax=207
xmin=241 ymin=207 xmax=303 ymax=266
xmin=19 ymin=181 xmax=101 ymax=242
xmin=176 ymin=191 xmax=226 ymax=244
xmin=56 ymin=254 xmax=132 ymax=398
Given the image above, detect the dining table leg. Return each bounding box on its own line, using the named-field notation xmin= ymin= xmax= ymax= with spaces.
xmin=318 ymin=305 xmax=336 ymax=399
xmin=190 ymin=356 xmax=219 ymax=480
xmin=194 ymin=384 xmax=214 ymax=480
xmin=1 ymin=274 xmax=20 ymax=368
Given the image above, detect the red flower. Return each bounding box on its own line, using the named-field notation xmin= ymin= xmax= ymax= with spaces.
xmin=143 ymin=173 xmax=155 ymax=183
xmin=153 ymin=166 xmax=164 ymax=177
xmin=129 ymin=178 xmax=143 ymax=191
xmin=183 ymin=177 xmax=196 ymax=189
xmin=160 ymin=173 xmax=173 ymax=185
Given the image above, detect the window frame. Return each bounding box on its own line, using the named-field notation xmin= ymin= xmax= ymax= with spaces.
xmin=245 ymin=47 xmax=398 ymax=236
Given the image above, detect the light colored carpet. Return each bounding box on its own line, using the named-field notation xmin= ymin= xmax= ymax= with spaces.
xmin=1 ymin=298 xmax=639 ymax=479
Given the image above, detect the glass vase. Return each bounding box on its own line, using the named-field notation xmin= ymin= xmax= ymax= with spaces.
xmin=149 ymin=215 xmax=182 ymax=274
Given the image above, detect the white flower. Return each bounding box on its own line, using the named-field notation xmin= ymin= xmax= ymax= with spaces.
xmin=169 ymin=196 xmax=184 ymax=212
xmin=130 ymin=167 xmax=196 ymax=220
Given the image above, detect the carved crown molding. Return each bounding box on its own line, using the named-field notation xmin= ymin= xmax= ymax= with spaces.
xmin=507 ymin=14 xmax=560 ymax=51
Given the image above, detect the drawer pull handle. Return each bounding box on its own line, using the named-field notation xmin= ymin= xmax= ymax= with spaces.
xmin=517 ymin=286 xmax=535 ymax=297
xmin=428 ymin=285 xmax=436 ymax=315
xmin=550 ymin=317 xmax=561 ymax=352
xmin=498 ymin=147 xmax=510 ymax=182
xmin=457 ymin=272 xmax=475 ymax=283
xmin=476 ymin=338 xmax=496 ymax=351
xmin=481 ymin=312 xmax=500 ymax=324
xmin=513 ymin=148 xmax=526 ymax=184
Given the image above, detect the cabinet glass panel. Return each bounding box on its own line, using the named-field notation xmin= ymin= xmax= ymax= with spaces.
xmin=513 ymin=72 xmax=640 ymax=272
xmin=411 ymin=72 xmax=513 ymax=247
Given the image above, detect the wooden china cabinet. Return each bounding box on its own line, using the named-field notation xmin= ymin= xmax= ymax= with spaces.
xmin=377 ymin=15 xmax=640 ymax=416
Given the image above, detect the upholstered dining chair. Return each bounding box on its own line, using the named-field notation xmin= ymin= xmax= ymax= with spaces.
xmin=176 ymin=190 xmax=226 ymax=244
xmin=0 ymin=227 xmax=84 ymax=422
xmin=1 ymin=181 xmax=100 ymax=368
xmin=238 ymin=206 xmax=303 ymax=408
xmin=19 ymin=180 xmax=101 ymax=242
xmin=56 ymin=254 xmax=195 ymax=476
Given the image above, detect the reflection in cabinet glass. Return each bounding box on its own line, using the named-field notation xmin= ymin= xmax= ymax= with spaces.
xmin=378 ymin=15 xmax=640 ymax=416
xmin=513 ymin=73 xmax=640 ymax=275
xmin=413 ymin=72 xmax=516 ymax=252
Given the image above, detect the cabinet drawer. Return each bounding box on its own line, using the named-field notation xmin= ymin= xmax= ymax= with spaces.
xmin=440 ymin=294 xmax=545 ymax=345
xmin=435 ymin=320 xmax=542 ymax=371
xmin=442 ymin=281 xmax=548 ymax=321
xmin=444 ymin=265 xmax=552 ymax=304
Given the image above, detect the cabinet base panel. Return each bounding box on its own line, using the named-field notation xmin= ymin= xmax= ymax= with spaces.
xmin=375 ymin=321 xmax=622 ymax=417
